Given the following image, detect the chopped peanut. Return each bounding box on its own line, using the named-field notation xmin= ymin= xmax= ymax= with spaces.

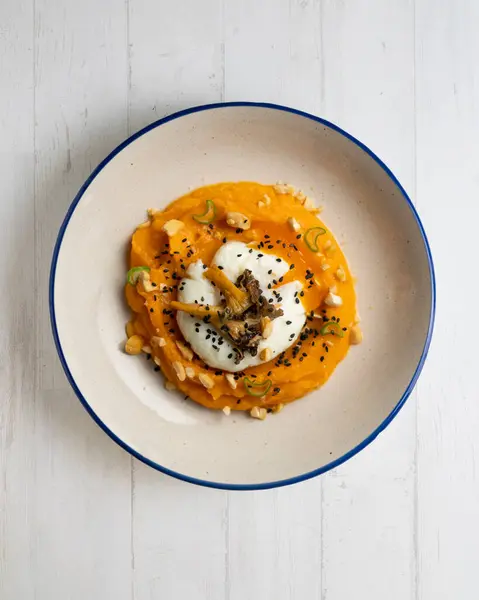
xmin=165 ymin=380 xmax=176 ymax=391
xmin=151 ymin=336 xmax=167 ymax=348
xmin=261 ymin=316 xmax=273 ymax=339
xmin=175 ymin=340 xmax=194 ymax=361
xmin=295 ymin=190 xmax=306 ymax=203
xmin=139 ymin=270 xmax=156 ymax=293
xmin=287 ymin=217 xmax=301 ymax=232
xmin=260 ymin=347 xmax=272 ymax=361
xmin=324 ymin=291 xmax=343 ymax=307
xmin=162 ymin=219 xmax=184 ymax=237
xmin=271 ymin=403 xmax=284 ymax=414
xmin=222 ymin=406 xmax=231 ymax=416
xmin=350 ymin=324 xmax=363 ymax=345
xmin=263 ymin=194 xmax=272 ymax=206
xmin=273 ymin=182 xmax=295 ymax=195
xmin=153 ymin=356 xmax=161 ymax=367
xmin=185 ymin=367 xmax=196 ymax=379
xmin=250 ymin=406 xmax=267 ymax=420
xmin=258 ymin=201 xmax=266 ymax=209
xmin=199 ymin=373 xmax=215 ymax=389
xmin=320 ymin=263 xmax=331 ymax=271
xmin=324 ymin=240 xmax=336 ymax=256
xmin=225 ymin=373 xmax=237 ymax=389
xmin=142 ymin=345 xmax=152 ymax=354
xmin=125 ymin=335 xmax=144 ymax=355
xmin=172 ymin=361 xmax=186 ymax=382
xmin=226 ymin=211 xmax=251 ymax=230
xmin=336 ymin=266 xmax=346 ymax=282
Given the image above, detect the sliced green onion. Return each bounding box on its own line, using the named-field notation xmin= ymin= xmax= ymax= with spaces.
xmin=193 ymin=199 xmax=217 ymax=224
xmin=304 ymin=226 xmax=326 ymax=252
xmin=320 ymin=321 xmax=344 ymax=337
xmin=127 ymin=266 xmax=150 ymax=285
xmin=244 ymin=377 xmax=272 ymax=397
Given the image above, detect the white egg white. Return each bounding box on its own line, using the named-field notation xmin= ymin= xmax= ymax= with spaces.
xmin=176 ymin=242 xmax=306 ymax=372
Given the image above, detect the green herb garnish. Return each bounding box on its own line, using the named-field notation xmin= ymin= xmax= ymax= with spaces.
xmin=193 ymin=199 xmax=217 ymax=224
xmin=304 ymin=226 xmax=326 ymax=252
xmin=320 ymin=321 xmax=344 ymax=337
xmin=244 ymin=377 xmax=272 ymax=397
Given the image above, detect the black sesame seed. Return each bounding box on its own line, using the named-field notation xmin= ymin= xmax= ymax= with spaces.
xmin=290 ymin=264 xmax=295 ymax=270
xmin=296 ymin=234 xmax=302 ymax=239
xmin=320 ymin=356 xmax=324 ymax=362
xmin=276 ymin=258 xmax=281 ymax=263
xmin=150 ymin=308 xmax=154 ymax=313
xmin=181 ymin=237 xmax=187 ymax=242
xmin=218 ymin=265 xmax=224 ymax=270
xmin=268 ymin=269 xmax=272 ymax=275
xmin=222 ymin=237 xmax=227 ymax=243
xmin=286 ymin=320 xmax=292 ymax=325
xmin=236 ymin=228 xmax=241 ymax=233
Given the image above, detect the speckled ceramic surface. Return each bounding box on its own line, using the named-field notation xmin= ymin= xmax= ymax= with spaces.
xmin=50 ymin=103 xmax=435 ymax=489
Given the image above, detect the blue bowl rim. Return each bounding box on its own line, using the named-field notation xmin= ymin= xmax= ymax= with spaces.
xmin=49 ymin=101 xmax=436 ymax=491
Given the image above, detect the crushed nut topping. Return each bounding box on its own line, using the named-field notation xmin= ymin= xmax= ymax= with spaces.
xmin=350 ymin=324 xmax=363 ymax=345
xmin=172 ymin=361 xmax=186 ymax=381
xmin=199 ymin=373 xmax=215 ymax=389
xmin=287 ymin=217 xmax=301 ymax=232
xmin=175 ymin=340 xmax=194 ymax=361
xmin=185 ymin=366 xmax=196 ymax=379
xmin=162 ymin=219 xmax=184 ymax=237
xmin=225 ymin=373 xmax=237 ymax=389
xmin=250 ymin=406 xmax=267 ymax=420
xmin=226 ymin=211 xmax=251 ymax=230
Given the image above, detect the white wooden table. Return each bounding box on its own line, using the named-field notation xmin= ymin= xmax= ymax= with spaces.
xmin=1 ymin=1 xmax=477 ymax=598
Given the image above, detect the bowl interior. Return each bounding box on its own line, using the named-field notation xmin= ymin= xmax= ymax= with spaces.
xmin=52 ymin=104 xmax=433 ymax=488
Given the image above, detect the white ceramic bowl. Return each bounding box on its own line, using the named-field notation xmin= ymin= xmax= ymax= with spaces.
xmin=50 ymin=103 xmax=435 ymax=490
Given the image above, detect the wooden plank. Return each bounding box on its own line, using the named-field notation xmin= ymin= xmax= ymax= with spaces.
xmin=32 ymin=1 xmax=132 ymax=598
xmin=0 ymin=1 xmax=35 ymax=598
xmin=128 ymin=0 xmax=225 ymax=132
xmin=128 ymin=2 xmax=228 ymax=599
xmin=224 ymin=1 xmax=324 ymax=598
xmin=415 ymin=1 xmax=479 ymax=597
xmin=318 ymin=2 xmax=417 ymax=599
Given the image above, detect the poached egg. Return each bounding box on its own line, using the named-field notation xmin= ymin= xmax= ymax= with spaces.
xmin=176 ymin=242 xmax=306 ymax=372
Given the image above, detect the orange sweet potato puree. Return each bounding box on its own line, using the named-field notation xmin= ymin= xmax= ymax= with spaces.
xmin=124 ymin=182 xmax=357 ymax=412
